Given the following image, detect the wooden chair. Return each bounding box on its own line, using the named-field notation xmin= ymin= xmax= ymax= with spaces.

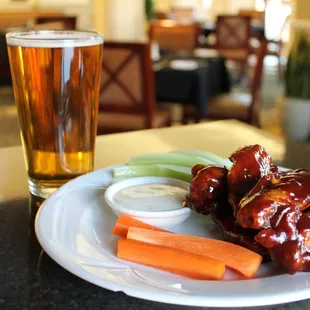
xmin=154 ymin=11 xmax=169 ymax=20
xmin=149 ymin=20 xmax=200 ymax=54
xmin=249 ymin=13 xmax=290 ymax=81
xmin=183 ymin=40 xmax=267 ymax=127
xmin=34 ymin=16 xmax=77 ymax=30
xmin=33 ymin=21 xmax=67 ymax=30
xmin=0 ymin=11 xmax=64 ymax=30
xmin=215 ymin=15 xmax=251 ymax=64
xmin=97 ymin=42 xmax=172 ymax=135
xmin=238 ymin=9 xmax=265 ymax=24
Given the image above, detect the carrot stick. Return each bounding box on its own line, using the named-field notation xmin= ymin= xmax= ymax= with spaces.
xmin=117 ymin=239 xmax=225 ymax=280
xmin=112 ymin=214 xmax=170 ymax=238
xmin=127 ymin=227 xmax=262 ymax=278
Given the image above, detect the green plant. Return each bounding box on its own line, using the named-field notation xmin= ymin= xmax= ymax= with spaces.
xmin=285 ymin=32 xmax=310 ymax=99
xmin=145 ymin=0 xmax=154 ymax=20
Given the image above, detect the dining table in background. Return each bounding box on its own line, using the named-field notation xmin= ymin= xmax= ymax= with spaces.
xmin=1 ymin=119 xmax=310 ymax=309
xmin=155 ymin=55 xmax=231 ymax=119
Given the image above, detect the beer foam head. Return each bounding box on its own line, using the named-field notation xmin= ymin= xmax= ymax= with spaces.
xmin=6 ymin=30 xmax=104 ymax=48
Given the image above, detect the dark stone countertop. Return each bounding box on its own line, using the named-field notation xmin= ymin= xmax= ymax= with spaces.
xmin=2 ymin=121 xmax=310 ymax=309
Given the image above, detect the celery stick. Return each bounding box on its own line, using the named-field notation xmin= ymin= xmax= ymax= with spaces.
xmin=171 ymin=150 xmax=216 ymax=165
xmin=172 ymin=149 xmax=232 ymax=168
xmin=113 ymin=165 xmax=192 ymax=183
xmin=128 ymin=153 xmax=210 ymax=168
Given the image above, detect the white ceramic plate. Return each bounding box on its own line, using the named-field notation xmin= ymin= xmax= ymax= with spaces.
xmin=35 ymin=164 xmax=310 ymax=308
xmin=169 ymin=60 xmax=199 ymax=71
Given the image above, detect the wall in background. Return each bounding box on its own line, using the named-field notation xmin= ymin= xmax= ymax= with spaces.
xmin=106 ymin=0 xmax=145 ymax=40
xmin=0 ymin=0 xmax=35 ymax=10
xmin=92 ymin=0 xmax=107 ymax=34
xmin=154 ymin=0 xmax=171 ymax=11
xmin=230 ymin=0 xmax=256 ymax=12
xmin=92 ymin=0 xmax=145 ymax=41
xmin=0 ymin=0 xmax=92 ymax=30
xmin=40 ymin=0 xmax=93 ymax=30
xmin=0 ymin=0 xmax=89 ymax=9
xmin=154 ymin=0 xmax=256 ymax=20
xmin=292 ymin=0 xmax=310 ymax=20
xmin=154 ymin=0 xmax=257 ymax=20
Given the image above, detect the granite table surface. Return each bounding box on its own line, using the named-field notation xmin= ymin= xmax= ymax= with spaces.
xmin=1 ymin=120 xmax=310 ymax=310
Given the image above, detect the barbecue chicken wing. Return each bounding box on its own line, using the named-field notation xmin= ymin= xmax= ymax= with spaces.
xmin=227 ymin=144 xmax=275 ymax=216
xmin=185 ymin=144 xmax=310 ymax=274
xmin=184 ymin=164 xmax=228 ymax=215
xmin=227 ymin=144 xmax=272 ymax=195
xmin=235 ymin=169 xmax=310 ymax=274
xmin=255 ymin=208 xmax=310 ymax=274
xmin=237 ymin=169 xmax=310 ymax=229
xmin=185 ymin=163 xmax=269 ymax=258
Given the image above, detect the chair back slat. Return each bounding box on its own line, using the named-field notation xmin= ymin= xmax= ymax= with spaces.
xmin=100 ymin=50 xmax=142 ymax=108
xmin=154 ymin=11 xmax=169 ymax=20
xmin=99 ymin=42 xmax=155 ymax=126
xmin=249 ymin=39 xmax=267 ymax=125
xmin=149 ymin=20 xmax=200 ymax=53
xmin=35 ymin=16 xmax=77 ymax=30
xmin=216 ymin=15 xmax=251 ymax=50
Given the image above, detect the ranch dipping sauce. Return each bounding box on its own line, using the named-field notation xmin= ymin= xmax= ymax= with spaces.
xmin=113 ymin=183 xmax=188 ymax=212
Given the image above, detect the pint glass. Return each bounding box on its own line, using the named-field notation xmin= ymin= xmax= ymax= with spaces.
xmin=6 ymin=30 xmax=103 ymax=198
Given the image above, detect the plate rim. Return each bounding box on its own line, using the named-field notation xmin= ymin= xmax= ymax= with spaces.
xmin=34 ymin=164 xmax=310 ymax=308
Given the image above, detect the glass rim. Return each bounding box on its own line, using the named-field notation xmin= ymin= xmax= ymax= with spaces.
xmin=6 ymin=30 xmax=104 ymax=48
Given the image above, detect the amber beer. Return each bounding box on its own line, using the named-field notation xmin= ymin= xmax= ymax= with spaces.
xmin=6 ymin=31 xmax=103 ymax=198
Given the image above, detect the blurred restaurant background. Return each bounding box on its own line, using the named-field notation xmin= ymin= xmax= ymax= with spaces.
xmin=1 ymin=0 xmax=309 ymax=147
